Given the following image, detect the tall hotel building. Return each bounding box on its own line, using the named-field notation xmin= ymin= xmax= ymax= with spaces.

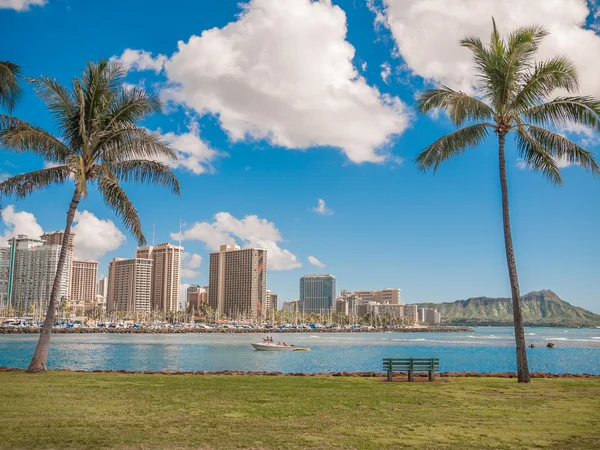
xmin=136 ymin=243 xmax=182 ymax=312
xmin=107 ymin=258 xmax=152 ymax=313
xmin=5 ymin=234 xmax=72 ymax=312
xmin=299 ymin=274 xmax=336 ymax=313
xmin=70 ymin=260 xmax=98 ymax=304
xmin=0 ymin=246 xmax=11 ymax=308
xmin=208 ymin=245 xmax=267 ymax=318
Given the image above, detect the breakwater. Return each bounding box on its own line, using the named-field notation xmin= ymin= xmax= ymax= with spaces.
xmin=0 ymin=325 xmax=472 ymax=334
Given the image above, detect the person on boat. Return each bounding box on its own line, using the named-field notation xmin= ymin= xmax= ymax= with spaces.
xmin=283 ymin=342 xmax=287 ymax=347
xmin=277 ymin=341 xmax=281 ymax=346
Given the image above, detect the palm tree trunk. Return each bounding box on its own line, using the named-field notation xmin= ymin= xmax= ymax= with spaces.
xmin=498 ymin=133 xmax=530 ymax=383
xmin=26 ymin=188 xmax=81 ymax=373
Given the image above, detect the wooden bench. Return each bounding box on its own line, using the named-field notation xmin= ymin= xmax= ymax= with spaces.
xmin=383 ymin=358 xmax=440 ymax=382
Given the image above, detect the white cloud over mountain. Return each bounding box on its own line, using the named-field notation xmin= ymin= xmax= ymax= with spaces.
xmin=71 ymin=211 xmax=126 ymax=260
xmin=115 ymin=0 xmax=409 ymax=164
xmin=376 ymin=0 xmax=600 ymax=97
xmin=172 ymin=212 xmax=302 ymax=271
xmin=0 ymin=0 xmax=46 ymax=11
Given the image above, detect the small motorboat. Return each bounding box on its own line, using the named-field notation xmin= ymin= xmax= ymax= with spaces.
xmin=251 ymin=342 xmax=294 ymax=351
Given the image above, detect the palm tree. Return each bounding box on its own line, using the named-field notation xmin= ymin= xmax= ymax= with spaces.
xmin=0 ymin=60 xmax=23 ymax=112
xmin=0 ymin=60 xmax=180 ymax=372
xmin=416 ymin=20 xmax=600 ymax=383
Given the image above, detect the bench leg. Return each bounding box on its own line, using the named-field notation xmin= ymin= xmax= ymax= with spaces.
xmin=429 ymin=370 xmax=434 ymax=382
xmin=387 ymin=369 xmax=392 ymax=382
xmin=408 ymin=370 xmax=413 ymax=382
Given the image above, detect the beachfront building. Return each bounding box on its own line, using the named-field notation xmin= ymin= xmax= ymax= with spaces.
xmin=208 ymin=245 xmax=267 ymax=318
xmin=264 ymin=290 xmax=278 ymax=311
xmin=7 ymin=235 xmax=73 ymax=312
xmin=107 ymin=257 xmax=153 ymax=313
xmin=336 ymin=298 xmax=349 ymax=315
xmin=0 ymin=246 xmax=11 ymax=309
xmin=70 ymin=260 xmax=98 ymax=304
xmin=186 ymin=285 xmax=208 ymax=312
xmin=282 ymin=300 xmax=299 ymax=313
xmin=352 ymin=288 xmax=401 ymax=305
xmin=357 ymin=303 xmax=404 ymax=318
xmin=299 ymin=274 xmax=336 ymax=314
xmin=97 ymin=277 xmax=108 ymax=299
xmin=136 ymin=243 xmax=183 ymax=313
xmin=403 ymin=304 xmax=418 ymax=324
xmin=418 ymin=307 xmax=441 ymax=325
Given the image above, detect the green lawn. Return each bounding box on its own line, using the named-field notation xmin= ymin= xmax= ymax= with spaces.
xmin=1 ymin=372 xmax=599 ymax=449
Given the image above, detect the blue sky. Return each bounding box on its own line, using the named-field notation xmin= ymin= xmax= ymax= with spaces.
xmin=1 ymin=0 xmax=599 ymax=312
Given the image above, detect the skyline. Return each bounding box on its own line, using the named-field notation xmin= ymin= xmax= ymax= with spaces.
xmin=1 ymin=0 xmax=599 ymax=312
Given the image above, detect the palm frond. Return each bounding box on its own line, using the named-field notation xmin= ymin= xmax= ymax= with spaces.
xmin=0 ymin=61 xmax=23 ymax=112
xmin=97 ymin=172 xmax=146 ymax=245
xmin=27 ymin=75 xmax=76 ymax=131
xmin=418 ymin=86 xmax=494 ymax=126
xmin=512 ymin=58 xmax=578 ymax=111
xmin=100 ymin=159 xmax=180 ymax=195
xmin=97 ymin=127 xmax=177 ymax=163
xmin=0 ymin=166 xmax=71 ymax=204
xmin=522 ymin=96 xmax=600 ymax=131
xmin=525 ymin=125 xmax=600 ymax=175
xmin=0 ymin=116 xmax=71 ymax=163
xmin=514 ymin=128 xmax=562 ymax=185
xmin=103 ymin=87 xmax=162 ymax=131
xmin=416 ymin=123 xmax=492 ymax=172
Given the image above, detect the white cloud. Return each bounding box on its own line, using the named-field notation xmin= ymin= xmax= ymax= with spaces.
xmin=172 ymin=212 xmax=302 ymax=271
xmin=361 ymin=61 xmax=368 ymax=71
xmin=380 ymin=62 xmax=391 ymax=83
xmin=0 ymin=205 xmax=44 ymax=245
xmin=157 ymin=121 xmax=225 ymax=174
xmin=158 ymin=0 xmax=409 ymax=163
xmin=111 ymin=48 xmax=167 ymax=73
xmin=71 ymin=211 xmax=126 ymax=260
xmin=308 ymin=255 xmax=326 ymax=268
xmin=0 ymin=0 xmax=46 ymax=11
xmin=311 ymin=198 xmax=333 ymax=216
xmin=181 ymin=252 xmax=202 ymax=279
xmin=378 ymin=0 xmax=600 ymax=98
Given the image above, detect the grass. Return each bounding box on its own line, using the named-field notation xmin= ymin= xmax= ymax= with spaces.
xmin=1 ymin=372 xmax=599 ymax=449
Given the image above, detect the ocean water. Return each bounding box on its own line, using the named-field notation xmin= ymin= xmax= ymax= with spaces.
xmin=0 ymin=327 xmax=598 ymax=374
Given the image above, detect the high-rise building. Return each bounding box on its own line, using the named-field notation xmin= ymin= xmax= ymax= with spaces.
xmin=282 ymin=300 xmax=299 ymax=313
xmin=403 ymin=304 xmax=418 ymax=324
xmin=7 ymin=235 xmax=72 ymax=312
xmin=97 ymin=277 xmax=108 ymax=298
xmin=0 ymin=246 xmax=11 ymax=309
xmin=70 ymin=260 xmax=98 ymax=304
xmin=186 ymin=285 xmax=208 ymax=312
xmin=107 ymin=257 xmax=152 ymax=313
xmin=299 ymin=274 xmax=336 ymax=313
xmin=418 ymin=307 xmax=441 ymax=325
xmin=353 ymin=288 xmax=401 ymax=305
xmin=264 ymin=290 xmax=278 ymax=311
xmin=208 ymin=245 xmax=267 ymax=318
xmin=41 ymin=230 xmax=75 ymax=250
xmin=136 ymin=243 xmax=183 ymax=312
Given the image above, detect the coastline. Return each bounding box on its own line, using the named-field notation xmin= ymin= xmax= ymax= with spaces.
xmin=1 ymin=367 xmax=598 ymax=378
xmin=0 ymin=325 xmax=473 ymax=334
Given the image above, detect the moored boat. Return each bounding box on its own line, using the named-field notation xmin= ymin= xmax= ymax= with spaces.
xmin=251 ymin=342 xmax=294 ymax=351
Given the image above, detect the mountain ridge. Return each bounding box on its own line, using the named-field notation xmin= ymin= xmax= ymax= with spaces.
xmin=414 ymin=290 xmax=600 ymax=327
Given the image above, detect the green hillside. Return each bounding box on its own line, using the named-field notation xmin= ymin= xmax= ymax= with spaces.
xmin=415 ymin=290 xmax=600 ymax=327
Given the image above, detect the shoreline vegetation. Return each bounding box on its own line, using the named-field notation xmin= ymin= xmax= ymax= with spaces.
xmin=1 ymin=372 xmax=599 ymax=449
xmin=0 ymin=325 xmax=473 ymax=334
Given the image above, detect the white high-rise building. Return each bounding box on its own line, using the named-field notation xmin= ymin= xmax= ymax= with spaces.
xmin=136 ymin=243 xmax=182 ymax=312
xmin=264 ymin=290 xmax=278 ymax=311
xmin=7 ymin=235 xmax=72 ymax=312
xmin=208 ymin=245 xmax=267 ymax=318
xmin=97 ymin=277 xmax=108 ymax=298
xmin=107 ymin=257 xmax=152 ymax=313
